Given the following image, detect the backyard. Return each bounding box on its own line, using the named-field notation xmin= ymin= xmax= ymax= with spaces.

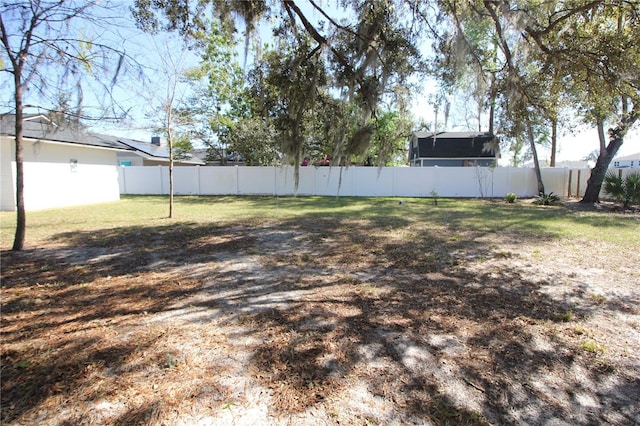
xmin=1 ymin=195 xmax=639 ymax=425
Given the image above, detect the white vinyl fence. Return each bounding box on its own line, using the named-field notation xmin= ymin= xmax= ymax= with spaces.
xmin=118 ymin=165 xmax=633 ymax=198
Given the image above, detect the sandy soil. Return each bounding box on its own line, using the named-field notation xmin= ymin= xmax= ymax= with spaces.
xmin=1 ymin=201 xmax=639 ymax=425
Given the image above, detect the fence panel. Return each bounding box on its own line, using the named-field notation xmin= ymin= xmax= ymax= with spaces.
xmin=198 ymin=166 xmax=237 ymax=195
xmin=540 ymin=168 xmax=569 ymax=197
xmin=353 ymin=167 xmax=395 ymax=196
xmin=294 ymin=167 xmax=316 ymax=195
xmin=238 ymin=167 xmax=276 ymax=195
xmin=173 ymin=167 xmax=200 ymax=195
xmin=119 ymin=165 xmax=629 ymax=199
xmin=313 ymin=167 xmax=355 ymax=196
xmin=394 ymin=167 xmax=433 ymax=197
xmin=120 ymin=166 xmax=163 ymax=194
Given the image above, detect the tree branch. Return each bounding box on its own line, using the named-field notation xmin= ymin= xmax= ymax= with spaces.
xmin=282 ymin=0 xmax=364 ymax=88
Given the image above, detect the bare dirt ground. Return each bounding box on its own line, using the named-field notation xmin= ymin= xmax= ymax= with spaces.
xmin=1 ymin=201 xmax=639 ymax=425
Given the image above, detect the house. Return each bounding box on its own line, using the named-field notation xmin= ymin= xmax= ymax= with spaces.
xmin=0 ymin=114 xmax=203 ymax=211
xmin=189 ymin=147 xmax=245 ymax=166
xmin=612 ymin=152 xmax=640 ymax=169
xmin=116 ymin=136 xmax=205 ymax=167
xmin=408 ymin=131 xmax=498 ymax=167
xmin=1 ymin=114 xmax=127 ymax=212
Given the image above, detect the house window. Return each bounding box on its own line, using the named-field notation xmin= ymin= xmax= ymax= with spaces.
xmin=614 ymin=161 xmax=619 ymax=167
xmin=631 ymin=161 xmax=635 ymax=167
xmin=120 ymin=161 xmax=132 ymax=166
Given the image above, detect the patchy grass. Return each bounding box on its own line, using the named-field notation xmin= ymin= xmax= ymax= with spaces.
xmin=2 ymin=196 xmax=639 ymax=249
xmin=582 ymin=340 xmax=606 ymax=354
xmin=1 ymin=196 xmax=639 ymax=425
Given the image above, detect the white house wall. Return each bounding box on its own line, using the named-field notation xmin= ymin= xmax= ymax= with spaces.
xmin=1 ymin=136 xmax=16 ymax=211
xmin=117 ymin=154 xmax=145 ymax=166
xmin=1 ymin=137 xmax=120 ymax=211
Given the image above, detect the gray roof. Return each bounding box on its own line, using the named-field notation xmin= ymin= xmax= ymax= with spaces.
xmin=412 ymin=131 xmax=494 ymax=139
xmin=1 ymin=114 xmax=204 ymax=164
xmin=1 ymin=114 xmax=134 ymax=151
xmin=117 ymin=138 xmax=205 ymax=165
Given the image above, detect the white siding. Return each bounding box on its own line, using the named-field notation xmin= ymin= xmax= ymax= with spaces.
xmin=1 ymin=137 xmax=121 ymax=211
xmin=1 ymin=136 xmax=16 ymax=211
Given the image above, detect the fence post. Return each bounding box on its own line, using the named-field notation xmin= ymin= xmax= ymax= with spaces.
xmin=197 ymin=166 xmax=201 ymax=195
xmin=567 ymin=170 xmax=573 ymax=198
xmin=392 ymin=167 xmax=397 ymax=197
xmin=576 ymin=170 xmax=581 ymax=197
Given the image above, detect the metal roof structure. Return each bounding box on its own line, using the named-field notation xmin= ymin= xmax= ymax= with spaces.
xmin=411 ymin=131 xmax=494 ymax=140
xmin=409 ymin=131 xmax=497 ymax=160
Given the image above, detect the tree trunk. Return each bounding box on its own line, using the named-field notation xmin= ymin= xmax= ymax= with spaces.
xmin=488 ymin=73 xmax=496 ymax=134
xmin=581 ymin=141 xmax=620 ymax=204
xmin=527 ymin=120 xmax=545 ymax=195
xmin=12 ymin=73 xmax=26 ymax=251
xmin=169 ymin=134 xmax=174 ymax=219
xmin=550 ymin=117 xmax=557 ymax=167
xmin=596 ymin=119 xmax=606 ymax=153
xmin=581 ymin=102 xmax=639 ymax=204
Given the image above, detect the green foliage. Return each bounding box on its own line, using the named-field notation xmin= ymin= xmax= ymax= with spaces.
xmin=186 ymin=21 xmax=245 ymax=108
xmin=504 ymin=193 xmax=517 ymax=203
xmin=604 ymin=173 xmax=625 ymax=201
xmin=133 ymin=0 xmax=422 ymax=174
xmin=603 ymin=172 xmax=640 ymax=208
xmin=560 ymin=310 xmax=573 ymax=322
xmin=181 ymin=20 xmax=247 ymax=162
xmin=534 ymin=192 xmax=560 ymax=206
xmin=226 ymin=117 xmax=279 ymax=166
xmin=365 ymin=110 xmax=412 ymax=166
xmin=582 ymin=340 xmax=605 ymax=354
xmin=172 ymin=134 xmax=193 ymax=160
xmin=429 ymin=190 xmax=439 ymax=206
xmin=248 ymin=35 xmax=327 ymax=167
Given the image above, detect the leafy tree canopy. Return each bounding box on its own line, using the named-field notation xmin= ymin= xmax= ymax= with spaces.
xmin=132 ymin=0 xmax=424 ymax=171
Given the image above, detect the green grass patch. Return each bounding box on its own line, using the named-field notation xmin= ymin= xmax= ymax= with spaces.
xmin=582 ymin=340 xmax=606 ymax=353
xmin=1 ymin=195 xmax=639 ymax=250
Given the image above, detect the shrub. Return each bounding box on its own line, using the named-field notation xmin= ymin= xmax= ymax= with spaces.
xmin=534 ymin=192 xmax=560 ymax=206
xmin=505 ymin=192 xmax=518 ymax=203
xmin=429 ymin=190 xmax=439 ymax=206
xmin=603 ymin=171 xmax=640 ymax=208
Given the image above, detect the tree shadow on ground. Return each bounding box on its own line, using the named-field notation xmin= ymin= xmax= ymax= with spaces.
xmin=1 ymin=203 xmax=638 ymax=424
